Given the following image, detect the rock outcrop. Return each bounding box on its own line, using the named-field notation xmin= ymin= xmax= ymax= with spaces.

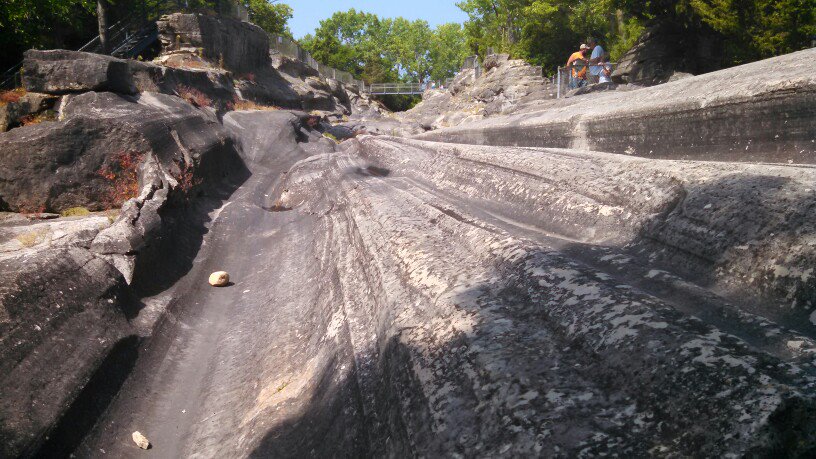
xmin=0 ymin=91 xmax=236 ymax=214
xmin=270 ymin=54 xmax=351 ymax=113
xmin=417 ymin=48 xmax=816 ymax=164
xmin=74 ymin=123 xmax=816 ymax=456
xmin=613 ymin=22 xmax=722 ymax=85
xmin=0 ymin=246 xmax=136 ymax=458
xmin=0 ymin=89 xmax=247 ymax=456
xmin=22 ymin=49 xmax=238 ymax=108
xmin=397 ymin=54 xmax=557 ymax=130
xmin=157 ymin=13 xmax=270 ymax=74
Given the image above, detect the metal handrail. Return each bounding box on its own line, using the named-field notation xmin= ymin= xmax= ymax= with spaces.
xmin=78 ymin=16 xmax=132 ymax=52
xmin=555 ymin=62 xmax=618 ymax=98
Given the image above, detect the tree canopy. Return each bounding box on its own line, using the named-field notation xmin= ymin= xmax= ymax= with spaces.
xmin=456 ymin=0 xmax=815 ymax=72
xmin=242 ymin=0 xmax=292 ymax=36
xmin=300 ymin=9 xmax=470 ymax=85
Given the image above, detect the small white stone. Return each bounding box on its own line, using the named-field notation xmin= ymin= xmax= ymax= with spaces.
xmin=131 ymin=431 xmax=150 ymax=449
xmin=787 ymin=340 xmax=805 ymax=352
xmin=208 ymin=271 xmax=230 ymax=287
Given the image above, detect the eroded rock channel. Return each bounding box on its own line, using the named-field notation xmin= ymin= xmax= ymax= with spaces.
xmin=1 ymin=12 xmax=815 ymax=458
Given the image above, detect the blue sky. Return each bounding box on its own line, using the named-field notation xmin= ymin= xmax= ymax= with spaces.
xmin=285 ymin=0 xmax=469 ymax=39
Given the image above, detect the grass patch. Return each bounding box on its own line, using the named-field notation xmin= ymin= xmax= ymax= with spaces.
xmin=16 ymin=229 xmax=49 ymax=248
xmin=60 ymin=207 xmax=91 ymax=217
xmin=231 ymin=99 xmax=279 ymax=111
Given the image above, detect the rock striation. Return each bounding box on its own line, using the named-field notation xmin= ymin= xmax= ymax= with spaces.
xmin=77 ymin=114 xmax=816 ymax=457
xmin=417 ymin=48 xmax=816 ymax=164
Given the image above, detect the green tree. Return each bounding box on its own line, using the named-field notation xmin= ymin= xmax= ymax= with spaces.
xmin=300 ymin=9 xmax=469 ymax=85
xmin=456 ymin=0 xmax=815 ymax=74
xmin=242 ymin=0 xmax=292 ymax=36
xmin=429 ymin=23 xmax=470 ymax=81
xmin=0 ymin=0 xmax=96 ymax=71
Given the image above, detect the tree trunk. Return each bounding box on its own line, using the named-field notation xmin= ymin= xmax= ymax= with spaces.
xmin=97 ymin=0 xmax=110 ymax=54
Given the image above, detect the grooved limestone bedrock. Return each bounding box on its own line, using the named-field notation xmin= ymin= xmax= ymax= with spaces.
xmin=416 ymin=48 xmax=816 ymax=164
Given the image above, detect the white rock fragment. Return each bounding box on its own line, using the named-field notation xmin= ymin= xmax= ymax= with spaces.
xmin=131 ymin=431 xmax=150 ymax=449
xmin=208 ymin=271 xmax=230 ymax=287
xmin=787 ymin=340 xmax=806 ymax=352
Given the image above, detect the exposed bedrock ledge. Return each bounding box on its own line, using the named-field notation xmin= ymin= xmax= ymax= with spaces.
xmin=0 ymin=247 xmax=136 ymax=458
xmin=157 ymin=12 xmax=270 ymax=74
xmin=416 ymin=48 xmax=816 ymax=164
xmin=266 ymin=141 xmax=816 ymax=456
xmin=22 ymin=49 xmax=236 ymax=102
xmin=0 ymin=91 xmax=250 ymax=456
xmin=343 ymin=136 xmax=815 ymax=314
xmin=0 ymin=91 xmax=237 ymax=215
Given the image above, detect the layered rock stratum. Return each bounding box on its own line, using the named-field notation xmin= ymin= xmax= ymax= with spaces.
xmin=0 ymin=12 xmax=815 ymax=458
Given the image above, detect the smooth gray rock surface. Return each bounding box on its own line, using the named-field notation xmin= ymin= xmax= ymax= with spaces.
xmin=157 ymin=13 xmax=270 ymax=74
xmin=0 ymin=247 xmax=135 ymax=458
xmin=417 ymin=48 xmax=816 ymax=163
xmin=5 ymin=36 xmax=816 ymax=459
xmin=73 ymin=123 xmax=816 ymax=457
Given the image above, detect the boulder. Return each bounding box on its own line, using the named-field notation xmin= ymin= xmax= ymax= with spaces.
xmin=157 ymin=13 xmax=270 ymax=74
xmin=208 ymin=271 xmax=230 ymax=286
xmin=132 ymin=431 xmax=151 ymax=449
xmin=612 ymin=22 xmax=720 ymax=85
xmin=482 ymin=53 xmax=509 ymax=70
xmin=23 ymin=49 xmax=139 ymax=95
xmin=22 ymin=49 xmax=237 ymax=108
xmin=0 ymin=91 xmax=231 ymax=213
xmin=271 ymin=53 xmax=319 ymax=79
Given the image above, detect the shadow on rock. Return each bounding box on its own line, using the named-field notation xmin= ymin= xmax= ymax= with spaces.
xmin=623 ymin=173 xmax=815 ymax=325
xmin=34 ymin=335 xmax=141 ymax=458
xmin=129 ymin=159 xmax=251 ymax=297
xmin=249 ymin=353 xmax=370 ymax=458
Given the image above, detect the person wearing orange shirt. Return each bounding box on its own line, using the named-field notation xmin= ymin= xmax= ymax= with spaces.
xmin=566 ymin=44 xmax=589 ymax=89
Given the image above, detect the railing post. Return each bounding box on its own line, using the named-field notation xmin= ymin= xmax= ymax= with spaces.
xmin=556 ymin=67 xmax=561 ymax=99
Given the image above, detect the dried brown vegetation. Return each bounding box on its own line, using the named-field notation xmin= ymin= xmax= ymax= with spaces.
xmin=0 ymin=88 xmax=26 ymax=105
xmin=97 ymin=151 xmax=145 ymax=208
xmin=176 ymin=85 xmax=212 ymax=107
